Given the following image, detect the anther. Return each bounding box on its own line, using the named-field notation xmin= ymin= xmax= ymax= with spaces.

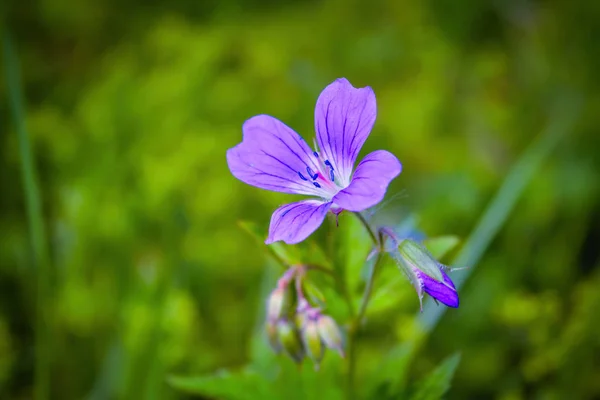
xmin=298 ymin=172 xmax=308 ymax=181
xmin=324 ymin=160 xmax=331 ymax=167
xmin=313 ymin=182 xmax=321 ymax=188
xmin=313 ymin=151 xmax=319 ymax=158
xmin=306 ymin=167 xmax=318 ymax=180
xmin=329 ymin=169 xmax=335 ymax=182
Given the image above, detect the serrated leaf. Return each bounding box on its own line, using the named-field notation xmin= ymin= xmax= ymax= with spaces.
xmin=422 ymin=236 xmax=460 ymax=261
xmin=410 ymin=353 xmax=461 ymax=400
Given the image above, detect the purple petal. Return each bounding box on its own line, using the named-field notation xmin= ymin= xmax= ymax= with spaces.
xmin=331 ymin=150 xmax=401 ymax=212
xmin=417 ymin=269 xmax=459 ymax=308
xmin=314 ymin=78 xmax=376 ymax=186
xmin=266 ymin=200 xmax=332 ymax=244
xmin=227 ymin=115 xmax=324 ymax=196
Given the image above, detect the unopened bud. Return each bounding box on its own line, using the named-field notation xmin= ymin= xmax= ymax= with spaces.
xmin=277 ymin=319 xmax=304 ymax=363
xmin=394 ymin=239 xmax=459 ymax=309
xmin=398 ymin=239 xmax=444 ymax=282
xmin=267 ymin=286 xmax=291 ymax=322
xmin=266 ymin=320 xmax=281 ymax=353
xmin=302 ymin=320 xmax=324 ymax=369
xmin=317 ymin=315 xmax=344 ymax=357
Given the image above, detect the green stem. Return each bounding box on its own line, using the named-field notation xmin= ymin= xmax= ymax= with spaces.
xmin=346 ymin=213 xmax=383 ymax=399
xmin=304 ymin=263 xmax=335 ymax=276
xmin=355 ymin=211 xmax=379 ymax=246
xmin=328 ymin=215 xmax=356 ymax=319
xmin=3 ymin=32 xmax=51 ymax=400
xmin=355 ymin=248 xmax=384 ymax=326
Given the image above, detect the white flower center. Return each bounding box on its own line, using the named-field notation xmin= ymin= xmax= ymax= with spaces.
xmin=297 ymin=151 xmax=346 ymax=199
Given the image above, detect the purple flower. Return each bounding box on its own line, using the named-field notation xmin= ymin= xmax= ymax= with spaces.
xmin=226 ymin=78 xmax=402 ymax=244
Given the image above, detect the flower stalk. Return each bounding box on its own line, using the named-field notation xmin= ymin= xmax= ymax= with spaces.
xmin=346 ymin=213 xmax=385 ymax=399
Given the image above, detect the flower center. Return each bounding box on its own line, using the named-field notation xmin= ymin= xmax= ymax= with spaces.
xmin=297 ymin=152 xmax=341 ymax=196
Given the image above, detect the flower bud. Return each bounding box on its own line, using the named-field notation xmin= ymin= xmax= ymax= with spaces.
xmin=301 ymin=320 xmax=324 ymax=369
xmin=267 ymin=286 xmax=291 ymax=322
xmin=398 ymin=239 xmax=444 ymax=281
xmin=277 ymin=319 xmax=304 ymax=363
xmin=395 ymin=239 xmax=459 ymax=309
xmin=316 ymin=315 xmax=344 ymax=357
xmin=266 ymin=320 xmax=281 ymax=353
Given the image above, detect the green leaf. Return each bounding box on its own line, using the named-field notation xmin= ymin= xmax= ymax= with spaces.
xmin=410 ymin=353 xmax=461 ymax=400
xmin=303 ymin=280 xmax=327 ymax=306
xmin=364 ymin=342 xmax=415 ymax=399
xmin=167 ymin=368 xmax=273 ymax=400
xmin=422 ymin=236 xmax=460 ymax=261
xmin=332 ymin=212 xmax=372 ymax=294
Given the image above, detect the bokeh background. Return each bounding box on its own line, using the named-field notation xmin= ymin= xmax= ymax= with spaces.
xmin=1 ymin=0 xmax=599 ymax=398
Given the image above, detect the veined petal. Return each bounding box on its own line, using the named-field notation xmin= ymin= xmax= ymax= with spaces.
xmin=417 ymin=269 xmax=459 ymax=308
xmin=266 ymin=200 xmax=332 ymax=244
xmin=226 ymin=115 xmax=323 ymax=196
xmin=332 ymin=150 xmax=401 ymax=212
xmin=314 ymin=78 xmax=376 ymax=186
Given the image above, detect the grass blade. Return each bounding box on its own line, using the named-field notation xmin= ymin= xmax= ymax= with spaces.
xmin=3 ymin=31 xmax=51 ymax=400
xmin=419 ymin=94 xmax=581 ymax=331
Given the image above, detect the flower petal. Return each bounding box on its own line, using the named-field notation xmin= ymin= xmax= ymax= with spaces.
xmin=314 ymin=78 xmax=376 ymax=186
xmin=266 ymin=200 xmax=332 ymax=244
xmin=332 ymin=150 xmax=401 ymax=212
xmin=418 ymin=269 xmax=459 ymax=308
xmin=227 ymin=115 xmax=323 ymax=196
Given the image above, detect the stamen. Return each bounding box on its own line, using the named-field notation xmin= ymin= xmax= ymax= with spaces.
xmin=313 ymin=151 xmax=319 ymax=158
xmin=313 ymin=182 xmax=321 ymax=188
xmin=298 ymin=172 xmax=308 ymax=181
xmin=306 ymin=166 xmax=318 ymax=180
xmin=329 ymin=169 xmax=335 ymax=182
xmin=324 ymin=160 xmax=331 ymax=167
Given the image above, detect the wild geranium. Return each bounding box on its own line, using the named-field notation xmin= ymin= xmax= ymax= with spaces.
xmin=226 ymin=78 xmax=402 ymax=244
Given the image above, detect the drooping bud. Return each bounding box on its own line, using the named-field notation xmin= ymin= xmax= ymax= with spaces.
xmin=316 ymin=315 xmax=345 ymax=357
xmin=267 ymin=286 xmax=291 ymax=322
xmin=266 ymin=320 xmax=281 ymax=353
xmin=394 ymin=239 xmax=459 ymax=309
xmin=276 ymin=318 xmax=304 ymax=363
xmin=301 ymin=319 xmax=324 ymax=369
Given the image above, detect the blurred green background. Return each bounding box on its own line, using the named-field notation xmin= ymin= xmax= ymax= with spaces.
xmin=1 ymin=0 xmax=599 ymax=398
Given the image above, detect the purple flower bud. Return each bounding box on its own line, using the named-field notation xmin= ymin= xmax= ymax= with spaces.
xmin=276 ymin=318 xmax=304 ymax=363
xmin=316 ymin=315 xmax=345 ymax=357
xmin=394 ymin=239 xmax=459 ymax=309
